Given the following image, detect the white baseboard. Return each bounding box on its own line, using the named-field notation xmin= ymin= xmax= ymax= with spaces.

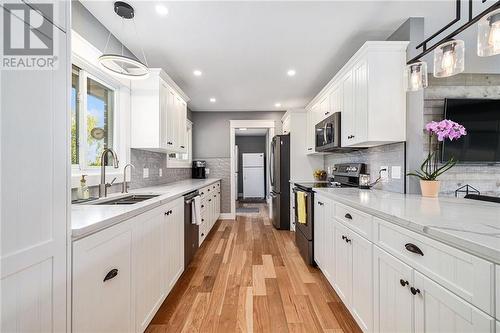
xmin=219 ymin=213 xmax=235 ymax=220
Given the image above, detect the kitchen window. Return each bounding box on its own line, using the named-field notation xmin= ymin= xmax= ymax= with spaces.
xmin=71 ymin=64 xmax=116 ymax=170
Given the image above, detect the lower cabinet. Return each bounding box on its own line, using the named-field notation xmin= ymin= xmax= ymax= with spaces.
xmin=373 ymin=246 xmax=413 ymax=333
xmin=72 ymin=220 xmax=134 ymax=333
xmin=73 ymin=197 xmax=185 ymax=333
xmin=199 ymin=181 xmax=221 ymax=245
xmin=414 ymin=271 xmax=495 ymax=332
xmin=313 ymin=196 xmax=496 ymax=333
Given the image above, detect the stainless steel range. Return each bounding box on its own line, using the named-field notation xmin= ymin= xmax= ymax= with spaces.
xmin=293 ymin=163 xmax=366 ymax=265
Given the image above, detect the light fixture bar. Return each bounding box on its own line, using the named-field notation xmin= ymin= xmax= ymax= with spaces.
xmin=408 ymin=0 xmax=500 ymax=64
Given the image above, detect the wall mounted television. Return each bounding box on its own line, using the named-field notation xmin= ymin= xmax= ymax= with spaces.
xmin=441 ymin=98 xmax=500 ymax=164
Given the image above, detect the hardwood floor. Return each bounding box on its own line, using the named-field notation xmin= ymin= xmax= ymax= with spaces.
xmin=146 ymin=203 xmax=361 ymax=333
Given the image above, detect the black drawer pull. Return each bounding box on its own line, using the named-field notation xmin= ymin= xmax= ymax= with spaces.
xmin=317 ymin=201 xmax=324 ymax=206
xmin=307 ymin=148 xmax=312 ymax=151
xmin=180 ymin=145 xmax=185 ymax=148
xmin=341 ymin=235 xmax=346 ymax=240
xmin=410 ymin=287 xmax=421 ymax=295
xmin=208 ymin=189 xmax=210 ymax=192
xmin=345 ymin=238 xmax=351 ymax=243
xmin=209 ymin=199 xmax=212 ymax=202
xmin=344 ymin=213 xmax=352 ymax=219
xmin=400 ymin=279 xmax=409 ymax=287
xmin=201 ymin=233 xmax=205 ymax=237
xmin=405 ymin=243 xmax=424 ymax=256
xmin=103 ymin=268 xmax=118 ymax=282
xmin=201 ymin=205 xmax=205 ymax=208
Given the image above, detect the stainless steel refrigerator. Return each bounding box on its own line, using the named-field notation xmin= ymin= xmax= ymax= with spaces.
xmin=270 ymin=134 xmax=290 ymax=230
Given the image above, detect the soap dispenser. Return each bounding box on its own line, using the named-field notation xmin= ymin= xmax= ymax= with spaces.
xmin=78 ymin=175 xmax=90 ymax=200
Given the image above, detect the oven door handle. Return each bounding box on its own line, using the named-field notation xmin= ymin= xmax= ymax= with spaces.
xmin=293 ymin=189 xmax=308 ymax=197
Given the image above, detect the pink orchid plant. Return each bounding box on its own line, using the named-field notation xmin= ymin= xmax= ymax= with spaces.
xmin=408 ymin=119 xmax=467 ymax=181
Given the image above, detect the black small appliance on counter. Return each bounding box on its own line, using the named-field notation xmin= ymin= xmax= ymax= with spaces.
xmin=293 ymin=163 xmax=366 ymax=266
xmin=192 ymin=160 xmax=206 ymax=179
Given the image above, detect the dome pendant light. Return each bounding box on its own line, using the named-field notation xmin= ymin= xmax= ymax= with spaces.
xmin=433 ymin=39 xmax=464 ymax=78
xmin=98 ymin=1 xmax=150 ymax=80
xmin=406 ymin=61 xmax=428 ymax=92
xmin=477 ymin=8 xmax=500 ymax=57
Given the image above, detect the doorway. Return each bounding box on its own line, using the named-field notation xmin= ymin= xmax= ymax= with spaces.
xmin=229 ymin=120 xmax=275 ymax=219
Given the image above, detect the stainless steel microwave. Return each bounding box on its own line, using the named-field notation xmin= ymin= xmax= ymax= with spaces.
xmin=315 ymin=112 xmax=341 ymax=151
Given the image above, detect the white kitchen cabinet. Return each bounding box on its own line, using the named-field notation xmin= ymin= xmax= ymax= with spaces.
xmin=414 ymin=271 xmax=495 ymax=333
xmin=1 ymin=7 xmax=69 ymax=333
xmin=165 ymin=198 xmax=185 ymax=293
xmin=373 ymin=246 xmax=413 ymax=333
xmin=131 ymin=69 xmax=189 ymax=153
xmin=496 ymin=265 xmax=500 ymax=319
xmin=305 ymin=105 xmax=317 ymax=154
xmin=282 ymin=113 xmax=291 ymax=134
xmin=307 ymin=41 xmax=408 ymax=149
xmin=333 ymin=220 xmax=352 ymax=305
xmin=134 ymin=206 xmax=168 ymax=333
xmin=199 ymin=182 xmax=221 ymax=245
xmin=313 ymin=196 xmax=326 ymax=268
xmin=73 ymin=220 xmax=134 ymax=333
xmin=350 ymin=230 xmax=373 ymax=332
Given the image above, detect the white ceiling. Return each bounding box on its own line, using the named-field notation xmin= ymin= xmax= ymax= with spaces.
xmin=235 ymin=128 xmax=268 ymax=136
xmin=81 ymin=1 xmax=500 ymax=112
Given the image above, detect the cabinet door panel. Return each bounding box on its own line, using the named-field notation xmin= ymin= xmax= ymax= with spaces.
xmin=166 ymin=88 xmax=176 ymax=149
xmin=414 ymin=271 xmax=495 ymax=333
xmin=351 ymin=231 xmax=373 ymax=332
xmin=73 ymin=222 xmax=133 ymax=333
xmin=333 ymin=220 xmax=352 ymax=305
xmin=373 ymin=247 xmax=413 ymax=333
xmin=134 ymin=208 xmax=166 ymax=332
xmin=313 ymin=197 xmax=325 ymax=268
xmin=166 ymin=199 xmax=184 ymax=291
xmin=341 ymin=70 xmax=354 ymax=147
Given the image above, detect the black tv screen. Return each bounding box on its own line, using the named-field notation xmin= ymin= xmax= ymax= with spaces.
xmin=441 ymin=98 xmax=500 ymax=163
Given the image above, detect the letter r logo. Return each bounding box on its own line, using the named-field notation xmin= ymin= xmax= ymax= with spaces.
xmin=3 ymin=3 xmax=53 ymax=56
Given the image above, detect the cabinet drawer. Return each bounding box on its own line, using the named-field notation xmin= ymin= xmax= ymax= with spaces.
xmin=334 ymin=202 xmax=373 ymax=241
xmin=374 ymin=217 xmax=494 ymax=315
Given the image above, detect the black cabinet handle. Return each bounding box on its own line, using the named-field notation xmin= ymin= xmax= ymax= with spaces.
xmin=341 ymin=235 xmax=346 ymax=240
xmin=201 ymin=233 xmax=205 ymax=237
xmin=345 ymin=238 xmax=351 ymax=243
xmin=209 ymin=199 xmax=212 ymax=202
xmin=214 ymin=195 xmax=216 ymax=198
xmin=344 ymin=213 xmax=352 ymax=220
xmin=103 ymin=268 xmax=118 ymax=282
xmin=201 ymin=192 xmax=204 ymax=195
xmin=410 ymin=287 xmax=421 ymax=295
xmin=307 ymin=148 xmax=312 ymax=151
xmin=324 ymin=111 xmax=330 ymax=116
xmin=202 ymin=219 xmax=204 ymax=222
xmin=180 ymin=145 xmax=185 ymax=148
xmin=201 ymin=205 xmax=205 ymax=208
xmin=400 ymin=279 xmax=409 ymax=287
xmin=167 ymin=142 xmax=172 ymax=145
xmin=208 ymin=189 xmax=210 ymax=192
xmin=318 ymin=201 xmax=324 ymax=206
xmin=405 ymin=243 xmax=424 ymax=256
xmin=165 ymin=212 xmax=168 ymax=215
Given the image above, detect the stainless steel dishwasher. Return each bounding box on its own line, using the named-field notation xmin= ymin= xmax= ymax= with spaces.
xmin=184 ymin=190 xmax=200 ymax=267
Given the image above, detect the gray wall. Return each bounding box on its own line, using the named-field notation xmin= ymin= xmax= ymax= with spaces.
xmin=424 ymin=74 xmax=500 ymax=197
xmin=235 ymin=136 xmax=267 ymax=197
xmin=191 ymin=111 xmax=285 ymax=158
xmin=72 ymin=0 xmax=136 ymax=58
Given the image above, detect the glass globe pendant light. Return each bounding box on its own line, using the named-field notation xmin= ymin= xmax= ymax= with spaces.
xmin=98 ymin=1 xmax=149 ymax=80
xmin=477 ymin=8 xmax=500 ymax=57
xmin=406 ymin=61 xmax=428 ymax=91
xmin=433 ymin=39 xmax=464 ymax=78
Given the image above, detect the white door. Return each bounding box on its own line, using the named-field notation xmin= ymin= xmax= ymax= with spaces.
xmin=1 ymin=10 xmax=69 ymax=333
xmin=243 ymin=153 xmax=264 ymax=167
xmin=243 ymin=167 xmax=265 ymax=198
xmin=414 ymin=271 xmax=495 ymax=333
xmin=373 ymin=247 xmax=413 ymax=333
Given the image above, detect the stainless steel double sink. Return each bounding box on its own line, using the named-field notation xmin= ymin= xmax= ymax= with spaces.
xmin=76 ymin=194 xmax=159 ymax=205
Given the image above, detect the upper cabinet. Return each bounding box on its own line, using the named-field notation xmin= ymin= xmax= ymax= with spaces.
xmin=131 ymin=69 xmax=189 ymax=153
xmin=307 ymin=41 xmax=409 ymax=149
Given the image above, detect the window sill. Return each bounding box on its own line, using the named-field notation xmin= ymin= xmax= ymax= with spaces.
xmin=71 ymin=170 xmax=128 ymax=189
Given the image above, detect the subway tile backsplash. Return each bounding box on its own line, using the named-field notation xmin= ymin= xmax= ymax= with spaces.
xmin=324 ymin=142 xmax=405 ymax=193
xmin=129 ymin=149 xmax=191 ymax=189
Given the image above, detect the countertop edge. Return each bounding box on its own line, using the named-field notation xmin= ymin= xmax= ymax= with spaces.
xmin=314 ymin=188 xmax=500 ymax=265
xmin=72 ymin=178 xmax=221 ymax=240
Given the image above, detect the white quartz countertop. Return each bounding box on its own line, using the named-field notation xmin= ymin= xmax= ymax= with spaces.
xmin=71 ymin=178 xmax=221 ymax=239
xmin=314 ymin=188 xmax=500 ymax=264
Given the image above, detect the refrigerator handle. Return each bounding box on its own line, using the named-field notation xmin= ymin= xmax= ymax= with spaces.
xmin=270 ymin=140 xmax=275 ymax=186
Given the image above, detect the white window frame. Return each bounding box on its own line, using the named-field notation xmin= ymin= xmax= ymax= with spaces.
xmin=166 ymin=120 xmax=192 ymax=168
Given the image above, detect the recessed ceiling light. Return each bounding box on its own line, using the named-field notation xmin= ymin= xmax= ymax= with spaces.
xmin=155 ymin=4 xmax=168 ymax=16
xmin=239 ymin=128 xmax=247 ymax=131
xmin=275 ymin=103 xmax=282 ymax=108
xmin=210 ymin=97 xmax=216 ymax=103
xmin=193 ymin=70 xmax=202 ymax=76
xmin=287 ymin=69 xmax=296 ymax=76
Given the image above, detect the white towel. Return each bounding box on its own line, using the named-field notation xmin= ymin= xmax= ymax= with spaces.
xmin=192 ymin=195 xmax=202 ymax=225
